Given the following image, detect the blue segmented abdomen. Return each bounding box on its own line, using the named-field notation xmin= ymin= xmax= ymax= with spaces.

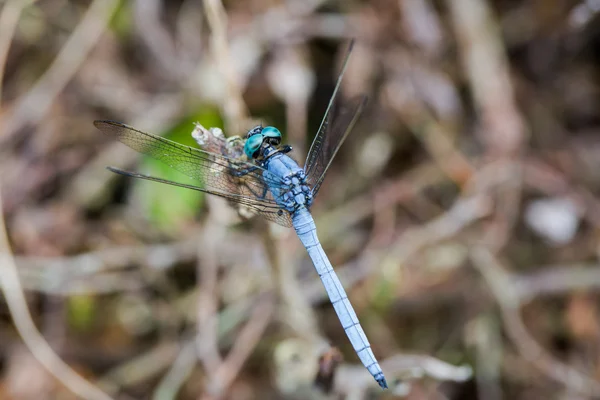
xmin=291 ymin=208 xmax=388 ymax=389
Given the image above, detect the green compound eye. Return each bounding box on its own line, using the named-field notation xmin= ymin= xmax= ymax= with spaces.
xmin=261 ymin=126 xmax=281 ymax=139
xmin=244 ymin=133 xmax=264 ymax=159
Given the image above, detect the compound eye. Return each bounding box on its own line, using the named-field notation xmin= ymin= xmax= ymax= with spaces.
xmin=244 ymin=134 xmax=264 ymax=158
xmin=261 ymin=126 xmax=281 ymax=139
xmin=246 ymin=125 xmax=263 ymax=139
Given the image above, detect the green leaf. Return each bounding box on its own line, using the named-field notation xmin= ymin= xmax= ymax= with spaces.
xmin=134 ymin=108 xmax=223 ymax=232
xmin=108 ymin=1 xmax=132 ymax=39
xmin=371 ymin=277 xmax=395 ymax=311
xmin=68 ymin=295 xmax=97 ymax=332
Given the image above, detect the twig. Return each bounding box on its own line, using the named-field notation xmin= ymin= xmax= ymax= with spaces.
xmin=514 ymin=264 xmax=600 ymax=303
xmin=152 ymin=339 xmax=198 ymax=400
xmin=203 ymin=0 xmax=249 ymax=132
xmin=266 ymin=45 xmax=314 ymax=158
xmin=334 ymin=353 xmax=472 ymax=396
xmin=470 ymin=246 xmax=600 ymax=396
xmin=446 ymin=0 xmax=525 ymax=155
xmin=266 ymin=229 xmax=321 ymax=345
xmin=447 ymin=0 xmax=526 ymax=251
xmin=19 ymin=270 xmax=144 ymax=295
xmin=13 ymin=236 xmax=200 ymax=295
xmin=208 ymin=294 xmax=275 ymax=397
xmin=0 ymin=192 xmax=113 ymax=400
xmin=13 ymin=230 xmax=269 ymax=296
xmin=0 ymin=0 xmax=34 ymax=105
xmin=99 ymin=291 xmax=272 ymax=396
xmin=15 ymin=235 xmax=199 ymax=275
xmin=381 ymin=354 xmax=472 ymax=382
xmin=133 ymin=0 xmax=184 ymax=80
xmin=316 ymin=162 xmax=445 ymax=244
xmin=472 ymin=315 xmax=503 ymax=400
xmin=200 ymin=0 xmax=258 ymax=336
xmin=398 ymin=0 xmax=444 ymax=56
xmin=98 ymin=341 xmax=180 ymax=395
xmin=249 ymin=2 xmax=348 ymax=43
xmin=199 ymin=4 xmax=294 ymax=398
xmin=1 ymin=0 xmax=120 ymax=141
xmin=381 ymin=194 xmax=492 ymax=279
xmin=400 ymin=110 xmax=476 ymax=186
xmin=196 ymin=211 xmax=225 ymax=375
xmin=176 ymin=0 xmax=204 ymax=66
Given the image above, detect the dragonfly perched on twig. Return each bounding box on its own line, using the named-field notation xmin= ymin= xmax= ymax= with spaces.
xmin=94 ymin=41 xmax=388 ymax=389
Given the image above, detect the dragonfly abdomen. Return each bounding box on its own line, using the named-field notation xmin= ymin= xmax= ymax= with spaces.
xmin=291 ymin=208 xmax=388 ymax=389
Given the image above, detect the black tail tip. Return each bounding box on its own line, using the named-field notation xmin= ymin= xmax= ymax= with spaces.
xmin=376 ymin=375 xmax=388 ymax=389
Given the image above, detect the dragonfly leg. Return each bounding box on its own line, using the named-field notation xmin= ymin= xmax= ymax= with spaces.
xmin=237 ymin=181 xmax=269 ymax=201
xmin=239 ymin=173 xmax=288 ymax=209
xmin=229 ymin=165 xmax=261 ymax=177
xmin=228 ymin=164 xmax=290 ymax=207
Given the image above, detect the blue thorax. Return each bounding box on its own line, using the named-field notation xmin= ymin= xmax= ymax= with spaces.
xmin=244 ymin=125 xmax=313 ymax=212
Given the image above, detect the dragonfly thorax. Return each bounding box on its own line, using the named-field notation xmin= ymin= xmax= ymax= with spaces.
xmin=262 ymin=153 xmax=313 ymax=212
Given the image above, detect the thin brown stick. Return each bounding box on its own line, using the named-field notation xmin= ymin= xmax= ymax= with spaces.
xmin=0 ymin=192 xmax=113 ymax=400
xmin=98 ymin=341 xmax=181 ymax=394
xmin=316 ymin=162 xmax=445 ymax=243
xmin=0 ymin=0 xmax=34 ymax=105
xmin=209 ymin=294 xmax=275 ymax=397
xmin=381 ymin=194 xmax=492 ymax=279
xmin=198 ymin=4 xmax=298 ymax=398
xmin=400 ymin=111 xmax=476 ymax=186
xmin=15 ymin=235 xmax=199 ymax=275
xmin=472 ymin=315 xmax=503 ymax=400
xmin=132 ymin=0 xmax=183 ymax=80
xmin=514 ymin=264 xmax=600 ymax=302
xmin=470 ymin=246 xmax=600 ymax=396
xmin=333 ymin=353 xmax=472 ymax=396
xmin=196 ymin=213 xmax=225 ymax=372
xmin=1 ymin=0 xmax=120 ymax=140
xmin=203 ymin=0 xmax=249 ymax=132
xmin=152 ymin=340 xmax=198 ymax=400
xmin=447 ymin=0 xmax=526 ymax=252
xmin=446 ymin=0 xmax=525 ymax=155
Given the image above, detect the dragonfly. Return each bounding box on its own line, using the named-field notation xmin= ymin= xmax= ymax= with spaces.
xmin=94 ymin=41 xmax=387 ymax=389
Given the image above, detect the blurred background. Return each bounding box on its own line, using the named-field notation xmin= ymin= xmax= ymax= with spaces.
xmin=1 ymin=0 xmax=600 ymax=399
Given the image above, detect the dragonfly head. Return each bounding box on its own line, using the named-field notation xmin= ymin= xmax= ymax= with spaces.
xmin=244 ymin=125 xmax=282 ymax=159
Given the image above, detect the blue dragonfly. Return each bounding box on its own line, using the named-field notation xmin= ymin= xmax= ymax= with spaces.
xmin=94 ymin=41 xmax=387 ymax=389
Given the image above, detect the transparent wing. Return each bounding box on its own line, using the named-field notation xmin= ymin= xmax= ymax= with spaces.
xmin=304 ymin=96 xmax=366 ymax=196
xmin=304 ymin=40 xmax=367 ymax=197
xmin=95 ymin=120 xmax=292 ymax=227
xmin=107 ymin=168 xmax=293 ymax=227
